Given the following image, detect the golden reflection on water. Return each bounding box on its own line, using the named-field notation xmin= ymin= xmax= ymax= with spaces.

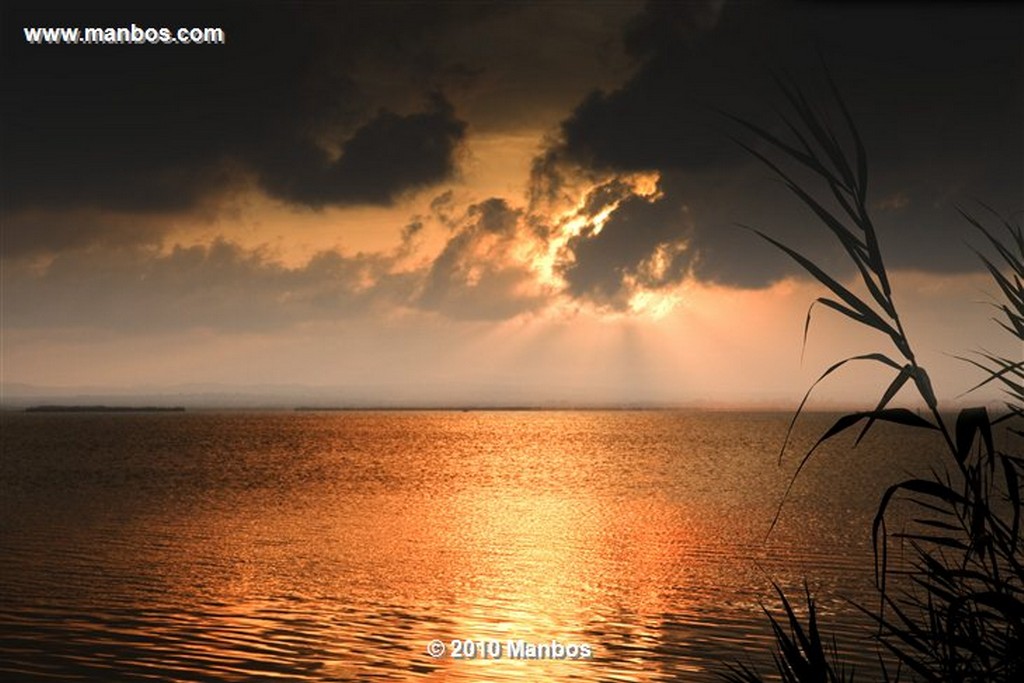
xmin=404 ymin=433 xmax=722 ymax=682
xmin=0 ymin=411 xmax=940 ymax=681
xmin=428 ymin=492 xmax=599 ymax=680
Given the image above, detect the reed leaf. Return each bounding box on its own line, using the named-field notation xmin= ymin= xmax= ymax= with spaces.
xmin=749 ymin=582 xmax=855 ymax=683
xmin=954 ymin=407 xmax=994 ymax=465
xmin=855 ymin=365 xmax=914 ymax=446
xmin=726 ymin=72 xmax=1022 ymax=683
xmin=769 ymin=409 xmax=938 ymax=537
xmin=772 ymin=75 xmax=856 ymax=192
xmin=955 ymin=354 xmax=1024 ymax=397
xmin=726 ymin=115 xmax=823 ymax=177
xmin=891 ymin=534 xmax=969 ymax=551
xmin=873 ymin=479 xmax=967 ymax=585
xmin=742 ymin=226 xmax=897 ymax=341
xmin=910 ymin=366 xmax=940 ymax=414
xmin=779 ymin=352 xmax=902 ymax=466
xmin=999 ymin=454 xmax=1021 ymax=549
xmin=821 ymin=61 xmax=869 ymax=207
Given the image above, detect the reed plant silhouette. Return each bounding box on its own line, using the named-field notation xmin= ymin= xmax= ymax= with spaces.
xmin=721 ymin=72 xmax=1024 ymax=682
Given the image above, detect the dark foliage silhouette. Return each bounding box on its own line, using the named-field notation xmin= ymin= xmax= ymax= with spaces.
xmin=721 ymin=72 xmax=1024 ymax=682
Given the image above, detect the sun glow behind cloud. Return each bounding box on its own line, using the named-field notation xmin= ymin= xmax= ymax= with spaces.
xmin=158 ymin=135 xmax=685 ymax=327
xmin=3 ymin=3 xmax=1019 ymax=409
xmin=4 ymin=104 xmax=1014 ymax=410
xmin=531 ymin=170 xmax=665 ymax=299
xmin=6 ymin=126 xmax=1010 ymax=409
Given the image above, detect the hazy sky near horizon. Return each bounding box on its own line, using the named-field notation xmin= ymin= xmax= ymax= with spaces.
xmin=2 ymin=1 xmax=1022 ymax=406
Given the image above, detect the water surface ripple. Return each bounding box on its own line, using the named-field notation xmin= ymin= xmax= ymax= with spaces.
xmin=0 ymin=411 xmax=947 ymax=681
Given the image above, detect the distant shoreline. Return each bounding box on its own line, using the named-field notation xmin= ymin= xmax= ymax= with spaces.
xmin=24 ymin=405 xmax=186 ymax=413
xmin=2 ymin=405 xmax=968 ymax=415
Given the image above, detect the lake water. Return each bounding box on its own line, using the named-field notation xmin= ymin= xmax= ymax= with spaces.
xmin=0 ymin=410 xmax=950 ymax=681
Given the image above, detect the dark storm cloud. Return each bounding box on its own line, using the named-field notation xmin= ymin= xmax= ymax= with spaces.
xmin=548 ymin=1 xmax=1024 ymax=288
xmin=418 ymin=197 xmax=550 ymax=320
xmin=255 ymin=94 xmax=466 ymax=208
xmin=561 ymin=183 xmax=692 ymax=306
xmin=1 ymin=2 xmax=471 ymax=220
xmin=557 ymin=0 xmax=761 ymax=173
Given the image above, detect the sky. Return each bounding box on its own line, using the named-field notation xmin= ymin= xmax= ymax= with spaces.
xmin=1 ymin=1 xmax=1022 ymax=408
